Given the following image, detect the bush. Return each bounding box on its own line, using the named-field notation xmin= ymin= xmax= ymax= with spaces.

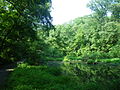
xmin=81 ymin=51 xmax=110 ymax=61
xmin=63 ymin=54 xmax=82 ymax=61
xmin=109 ymin=45 xmax=120 ymax=58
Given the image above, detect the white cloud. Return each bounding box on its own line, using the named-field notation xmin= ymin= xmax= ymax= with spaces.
xmin=51 ymin=0 xmax=92 ymax=25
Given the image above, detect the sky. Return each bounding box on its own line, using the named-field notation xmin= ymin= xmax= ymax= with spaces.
xmin=51 ymin=0 xmax=92 ymax=25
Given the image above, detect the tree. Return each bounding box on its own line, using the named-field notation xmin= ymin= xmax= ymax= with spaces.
xmin=87 ymin=0 xmax=120 ymax=23
xmin=110 ymin=3 xmax=120 ymax=22
xmin=0 ymin=0 xmax=53 ymax=64
xmin=48 ymin=14 xmax=120 ymax=60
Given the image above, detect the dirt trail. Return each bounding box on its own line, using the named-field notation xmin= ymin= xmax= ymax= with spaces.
xmin=0 ymin=63 xmax=16 ymax=88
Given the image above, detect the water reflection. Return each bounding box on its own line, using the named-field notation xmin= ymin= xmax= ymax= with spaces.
xmin=61 ymin=61 xmax=120 ymax=83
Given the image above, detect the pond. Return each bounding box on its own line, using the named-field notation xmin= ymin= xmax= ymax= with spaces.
xmin=61 ymin=61 xmax=120 ymax=89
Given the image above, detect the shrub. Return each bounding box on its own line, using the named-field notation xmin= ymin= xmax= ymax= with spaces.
xmin=109 ymin=45 xmax=120 ymax=58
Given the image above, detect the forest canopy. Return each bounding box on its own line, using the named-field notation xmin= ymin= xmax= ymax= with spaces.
xmin=42 ymin=0 xmax=120 ymax=61
xmin=0 ymin=0 xmax=120 ymax=65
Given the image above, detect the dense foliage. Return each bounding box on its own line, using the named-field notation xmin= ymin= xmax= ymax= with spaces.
xmin=0 ymin=0 xmax=53 ymax=64
xmin=42 ymin=0 xmax=120 ymax=62
xmin=0 ymin=0 xmax=120 ymax=64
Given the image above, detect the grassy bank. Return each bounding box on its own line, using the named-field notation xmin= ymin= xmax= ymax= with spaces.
xmin=45 ymin=57 xmax=64 ymax=61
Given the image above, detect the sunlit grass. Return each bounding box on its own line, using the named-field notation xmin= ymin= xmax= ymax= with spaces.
xmin=45 ymin=57 xmax=64 ymax=61
xmin=96 ymin=58 xmax=120 ymax=63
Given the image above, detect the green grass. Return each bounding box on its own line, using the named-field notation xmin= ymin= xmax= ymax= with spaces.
xmin=63 ymin=56 xmax=82 ymax=61
xmin=95 ymin=58 xmax=120 ymax=63
xmin=5 ymin=63 xmax=81 ymax=90
xmin=63 ymin=56 xmax=120 ymax=64
xmin=46 ymin=56 xmax=82 ymax=61
xmin=45 ymin=57 xmax=64 ymax=61
xmin=5 ymin=63 xmax=120 ymax=90
xmin=46 ymin=56 xmax=120 ymax=64
xmin=86 ymin=58 xmax=120 ymax=64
